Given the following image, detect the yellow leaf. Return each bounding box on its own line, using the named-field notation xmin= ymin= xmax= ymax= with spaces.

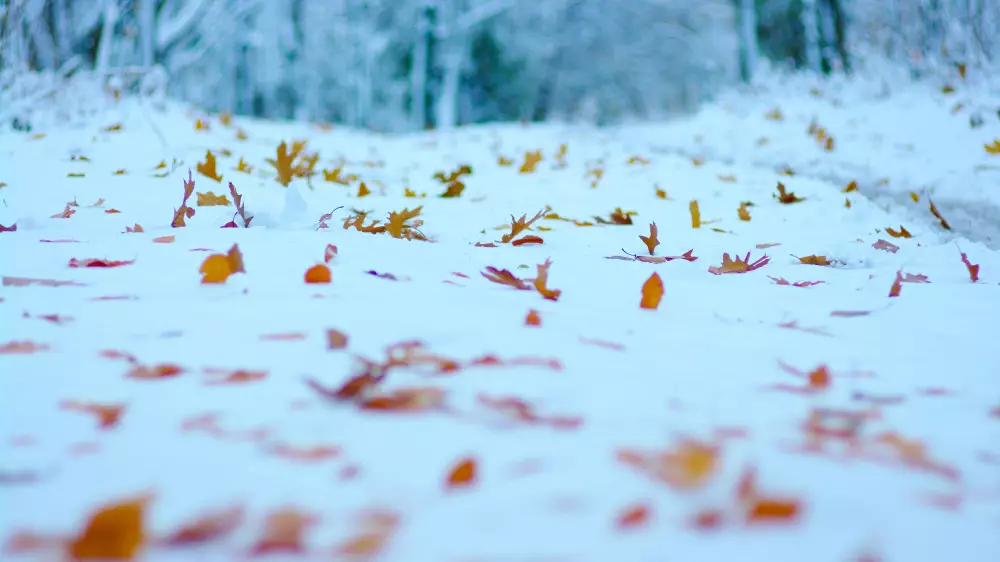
xmin=738 ymin=202 xmax=752 ymax=221
xmin=219 ymin=111 xmax=232 ymax=126
xmin=357 ymin=182 xmax=371 ymax=198
xmin=196 ymin=191 xmax=232 ymax=206
xmin=640 ymin=272 xmax=663 ymax=310
xmin=196 ymin=151 xmax=223 ymax=182
xmin=194 ymin=119 xmax=210 ymax=131
xmin=689 ymin=200 xmax=702 ymax=228
xmin=909 ymin=192 xmax=919 ymax=203
xmin=519 ymin=150 xmax=542 ymax=173
xmin=985 ymin=140 xmax=1000 ymax=154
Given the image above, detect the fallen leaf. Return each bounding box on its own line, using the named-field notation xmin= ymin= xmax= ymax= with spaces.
xmin=872 ymin=239 xmax=899 ymax=253
xmin=332 ymin=509 xmax=400 ymax=559
xmin=530 ymin=259 xmax=562 ymax=301
xmin=1 ymin=340 xmax=51 ymax=354
xmin=265 ymin=443 xmax=340 ymax=463
xmin=196 ymin=151 xmax=223 ymax=182
xmin=901 ymin=273 xmax=930 ymax=283
xmin=984 ymin=139 xmax=1000 ymax=154
xmin=304 ymin=264 xmax=332 ymax=284
xmin=161 ymin=505 xmax=244 ymax=546
xmin=482 ymin=267 xmax=531 ymax=290
xmin=51 ymin=204 xmax=76 ymax=219
xmin=844 ymin=181 xmax=857 ymax=192
xmin=124 ymin=224 xmax=144 ymax=233
xmin=519 ymin=150 xmax=542 ymax=173
xmin=153 ymin=236 xmax=175 ymax=243
xmin=958 ymin=245 xmax=980 ymax=282
xmin=204 ymin=369 xmax=267 ymax=385
xmin=68 ymin=495 xmax=151 ymax=560
xmin=708 ymin=252 xmax=770 ymax=275
xmin=326 ymin=329 xmax=349 ymax=350
xmin=127 ymin=363 xmax=184 ymax=380
xmin=196 ymin=191 xmax=231 ymax=206
xmin=68 ymin=258 xmax=135 ymax=268
xmin=737 ymin=203 xmax=752 ymax=221
xmin=3 ymin=276 xmax=85 ymax=287
xmin=888 ymin=270 xmax=903 ymax=297
xmin=928 ymin=200 xmax=951 ymax=230
xmin=885 ymin=225 xmax=912 ymax=238
xmin=357 ymin=182 xmax=372 ymax=198
xmin=616 ymin=503 xmax=652 ymax=530
xmin=199 ymin=244 xmax=245 ymax=284
xmin=768 ymin=276 xmax=824 ymax=287
xmin=59 ymin=400 xmax=125 ymax=429
xmin=640 ymin=272 xmax=663 ymax=310
xmin=500 ymin=209 xmax=546 ymax=244
xmin=639 ymin=223 xmax=660 ymax=255
xmin=172 ymin=171 xmax=197 ymax=228
xmin=0 ymin=222 xmax=16 ymax=232
xmin=689 ymin=200 xmax=702 ymax=228
xmin=525 ymin=310 xmax=541 ymax=326
xmin=446 ymin=457 xmax=478 ymax=490
xmin=774 ymin=182 xmax=805 ymax=203
xmin=618 ymin=439 xmax=720 ymax=491
xmin=248 ymin=508 xmax=318 ymax=555
xmin=794 ymin=254 xmax=831 ymax=266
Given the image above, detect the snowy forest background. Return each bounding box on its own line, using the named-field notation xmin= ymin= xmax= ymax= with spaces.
xmin=1 ymin=0 xmax=999 ymax=132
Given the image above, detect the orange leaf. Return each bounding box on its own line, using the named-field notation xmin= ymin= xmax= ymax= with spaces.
xmin=958 ymin=246 xmax=980 ymax=282
xmin=196 ymin=151 xmax=223 ymax=182
xmin=204 ymin=369 xmax=266 ymax=385
xmin=68 ymin=495 xmax=151 ymax=560
xmin=446 ymin=457 xmax=478 ymax=490
xmin=326 ymin=329 xmax=349 ymax=350
xmin=885 ymin=225 xmax=912 ymax=238
xmin=531 ymin=258 xmax=561 ymax=301
xmin=888 ymin=270 xmax=903 ymax=297
xmin=162 ymin=505 xmax=244 ymax=546
xmin=60 ymin=400 xmax=126 ymax=429
xmin=153 ymin=235 xmax=175 ymax=243
xmin=333 ymin=510 xmax=400 ymax=558
xmin=357 ymin=182 xmax=372 ymax=197
xmin=844 ymin=181 xmax=857 ymax=192
xmin=248 ymin=508 xmax=318 ymax=555
xmin=774 ymin=182 xmax=805 ymax=203
xmin=304 ymin=264 xmax=332 ymax=284
xmin=928 ymin=200 xmax=950 ymax=230
xmin=640 ymin=272 xmax=663 ymax=310
xmin=519 ymin=150 xmax=542 ymax=173
xmin=199 ymin=244 xmax=244 ymax=284
xmin=1 ymin=340 xmax=50 ymax=354
xmin=196 ymin=191 xmax=231 ymax=206
xmin=172 ymin=171 xmax=197 ymax=228
xmin=689 ymin=200 xmax=702 ymax=228
xmin=616 ymin=503 xmax=652 ymax=530
xmin=360 ymin=387 xmax=447 ymax=413
xmin=639 ymin=222 xmax=660 ymax=255
xmin=127 ymin=363 xmax=184 ymax=380
xmin=708 ymin=252 xmax=769 ymax=275
xmin=794 ymin=254 xmax=831 ymax=266
xmin=525 ymin=309 xmax=541 ymax=326
xmin=984 ymin=139 xmax=1000 ymax=154
xmin=618 ymin=439 xmax=720 ymax=491
xmin=737 ymin=202 xmax=752 ymax=221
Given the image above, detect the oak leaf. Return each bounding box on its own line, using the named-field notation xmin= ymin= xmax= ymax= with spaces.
xmin=774 ymin=182 xmax=805 ymax=203
xmin=196 ymin=191 xmax=231 ymax=206
xmin=640 ymin=272 xmax=663 ymax=310
xmin=794 ymin=254 xmax=831 ymax=266
xmin=519 ymin=150 xmax=542 ymax=173
xmin=196 ymin=151 xmax=223 ymax=182
xmin=958 ymin=246 xmax=980 ymax=282
xmin=200 ymin=244 xmax=245 ymax=284
xmin=885 ymin=225 xmax=912 ymax=238
xmin=172 ymin=171 xmax=197 ymax=227
xmin=68 ymin=495 xmax=151 ymax=560
xmin=446 ymin=457 xmax=478 ymax=490
xmin=639 ymin=222 xmax=660 ymax=255
xmin=267 ymin=141 xmax=302 ymax=186
xmin=482 ymin=267 xmax=531 ymax=290
xmin=708 ymin=252 xmax=770 ymax=275
xmin=500 ymin=209 xmax=546 ymax=243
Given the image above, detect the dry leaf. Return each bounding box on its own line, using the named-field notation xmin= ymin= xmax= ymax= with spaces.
xmin=708 ymin=252 xmax=770 ymax=275
xmin=200 ymin=244 xmax=245 ymax=284
xmin=531 ymin=259 xmax=561 ymax=301
xmin=888 ymin=270 xmax=903 ymax=297
xmin=172 ymin=171 xmax=197 ymax=228
xmin=519 ymin=150 xmax=542 ymax=173
xmin=525 ymin=309 xmax=541 ymax=326
xmin=794 ymin=254 xmax=831 ymax=266
xmin=958 ymin=246 xmax=980 ymax=282
xmin=482 ymin=267 xmax=531 ymax=291
xmin=774 ymin=182 xmax=805 ymax=204
xmin=639 ymin=223 xmax=660 ymax=255
xmin=929 ymin=200 xmax=951 ymax=230
xmin=768 ymin=276 xmax=824 ymax=288
xmin=500 ymin=209 xmax=547 ymax=244
xmin=885 ymin=225 xmax=912 ymax=238
xmin=357 ymin=182 xmax=372 ymax=198
xmin=984 ymin=140 xmax=1000 ymax=154
xmin=68 ymin=258 xmax=135 ymax=268
xmin=268 ymin=141 xmax=303 ymax=186
xmin=60 ymin=400 xmax=125 ymax=429
xmin=689 ymin=200 xmax=702 ymax=228
xmin=162 ymin=505 xmax=244 ymax=546
xmin=618 ymin=439 xmax=720 ymax=491
xmin=737 ymin=202 xmax=752 ymax=221
xmin=326 ymin=329 xmax=348 ymax=350
xmin=844 ymin=181 xmax=858 ymax=192
xmin=872 ymin=239 xmax=899 ymax=253
xmin=196 ymin=191 xmax=231 ymax=206
xmin=248 ymin=508 xmax=317 ymax=555
xmin=446 ymin=457 xmax=478 ymax=490
xmin=68 ymin=495 xmax=150 ymax=560
xmin=196 ymin=151 xmax=223 ymax=182
xmin=153 ymin=236 xmax=175 ymax=243
xmin=640 ymin=272 xmax=663 ymax=310
xmin=304 ymin=264 xmax=332 ymax=284
xmin=616 ymin=503 xmax=652 ymax=530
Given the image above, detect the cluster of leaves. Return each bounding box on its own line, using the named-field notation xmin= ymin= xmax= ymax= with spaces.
xmin=807 ymin=119 xmax=836 ymax=152
xmin=433 ymin=164 xmax=472 ymax=198
xmin=342 ymin=207 xmax=427 ymax=241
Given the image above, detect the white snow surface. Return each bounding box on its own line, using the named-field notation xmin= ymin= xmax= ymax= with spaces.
xmin=1 ymin=74 xmax=1000 ymax=562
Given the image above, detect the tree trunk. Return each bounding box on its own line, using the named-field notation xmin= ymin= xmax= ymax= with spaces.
xmin=800 ymin=0 xmax=821 ymax=72
xmin=410 ymin=5 xmax=432 ymax=130
xmin=737 ymin=0 xmax=757 ymax=83
xmin=94 ymin=0 xmax=119 ymax=75
xmin=138 ymin=0 xmax=156 ymax=67
xmin=825 ymin=0 xmax=850 ymax=72
xmin=435 ymin=45 xmax=463 ymax=130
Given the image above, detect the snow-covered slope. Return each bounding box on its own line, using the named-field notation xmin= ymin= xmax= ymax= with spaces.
xmin=1 ymin=73 xmax=999 ymax=562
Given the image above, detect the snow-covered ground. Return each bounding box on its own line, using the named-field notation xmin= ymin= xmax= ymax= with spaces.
xmin=1 ymin=71 xmax=999 ymax=562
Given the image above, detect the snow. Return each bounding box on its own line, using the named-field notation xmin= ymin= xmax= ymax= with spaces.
xmin=2 ymin=72 xmax=1000 ymax=562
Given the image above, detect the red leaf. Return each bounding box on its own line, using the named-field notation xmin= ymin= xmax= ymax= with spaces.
xmin=888 ymin=270 xmax=903 ymax=297
xmin=958 ymin=246 xmax=980 ymax=282
xmin=872 ymin=239 xmax=899 ymax=253
xmin=60 ymin=400 xmax=125 ymax=429
xmin=616 ymin=503 xmax=652 ymax=529
xmin=324 ymin=244 xmax=337 ymax=264
xmin=68 ymin=258 xmax=136 ymax=268
xmin=161 ymin=505 xmax=244 ymax=546
xmin=0 ymin=222 xmax=16 ymax=232
xmin=511 ymin=235 xmax=544 ymax=246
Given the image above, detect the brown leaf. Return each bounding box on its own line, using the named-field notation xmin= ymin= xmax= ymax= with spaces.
xmin=446 ymin=457 xmax=478 ymax=490
xmin=768 ymin=276 xmax=824 ymax=287
xmin=500 ymin=209 xmax=546 ymax=243
xmin=794 ymin=254 xmax=831 ymax=266
xmin=774 ymin=182 xmax=805 ymax=203
xmin=844 ymin=181 xmax=858 ymax=192
xmin=531 ymin=259 xmax=562 ymax=301
xmin=172 ymin=171 xmax=197 ymax=228
xmin=888 ymin=270 xmax=903 ymax=297
xmin=196 ymin=191 xmax=231 ymax=206
xmin=326 ymin=329 xmax=349 ymax=350
xmin=525 ymin=309 xmax=541 ymax=326
xmin=618 ymin=439 xmax=720 ymax=491
xmin=639 ymin=222 xmax=660 ymax=255
xmin=519 ymin=150 xmax=542 ymax=173
xmin=1 ymin=340 xmax=51 ymax=354
xmin=737 ymin=202 xmax=752 ymax=221
xmin=68 ymin=495 xmax=151 ymax=560
xmin=59 ymin=400 xmax=125 ymax=429
xmin=248 ymin=508 xmax=318 ymax=555
xmin=708 ymin=252 xmax=770 ymax=275
xmin=196 ymin=151 xmax=223 ymax=182
xmin=885 ymin=225 xmax=912 ymax=238
xmin=640 ymin=272 xmax=663 ymax=310
xmin=227 ymin=182 xmax=253 ymax=227
xmin=928 ymin=200 xmax=951 ymax=230
xmin=161 ymin=505 xmax=244 ymax=546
